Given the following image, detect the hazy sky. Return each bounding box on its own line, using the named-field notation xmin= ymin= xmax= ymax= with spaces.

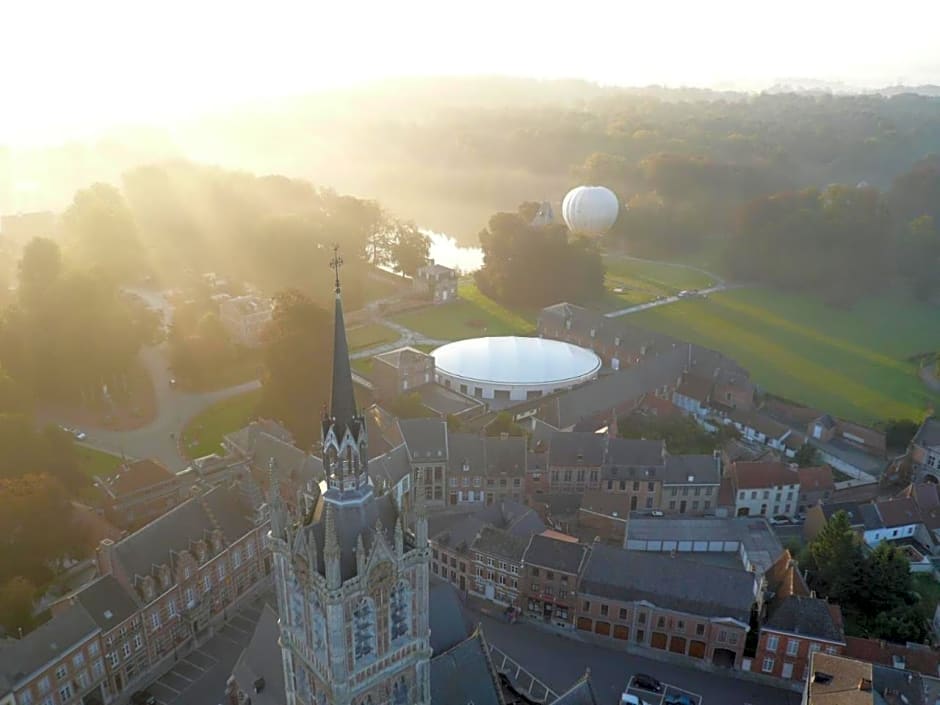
xmin=3 ymin=0 xmax=939 ymax=145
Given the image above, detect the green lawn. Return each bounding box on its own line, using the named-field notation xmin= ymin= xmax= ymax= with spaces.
xmin=76 ymin=447 xmax=123 ymax=479
xmin=913 ymin=573 xmax=940 ymax=623
xmin=598 ymin=257 xmax=717 ymax=311
xmin=629 ymin=287 xmax=940 ymax=424
xmin=182 ymin=389 xmax=262 ymax=459
xmin=390 ymin=280 xmax=536 ymax=341
xmin=347 ymin=323 xmax=399 ymax=351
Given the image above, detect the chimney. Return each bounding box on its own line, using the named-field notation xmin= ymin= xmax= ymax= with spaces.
xmin=857 ymin=678 xmax=872 ymax=692
xmin=96 ymin=538 xmax=116 ymax=577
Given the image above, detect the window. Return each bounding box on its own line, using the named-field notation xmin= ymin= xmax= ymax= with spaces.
xmin=681 ymin=487 xmax=689 ymax=496
xmin=696 ymin=623 xmax=705 ymax=636
xmin=559 ymin=589 xmax=567 ymax=599
xmin=246 ymin=541 xmax=254 ymax=559
xmin=648 ymin=481 xmax=655 ymax=491
xmin=676 ymin=620 xmax=685 ymax=631
xmin=693 ymin=487 xmax=701 ymax=496
xmin=692 ymin=501 xmax=699 ymax=510
xmin=766 ymin=635 xmax=779 ymax=652
xmin=531 ymin=567 xmax=540 ymax=577
xmin=19 ymin=691 xmax=33 ymax=705
xmin=123 ymin=642 xmax=132 ymax=658
xmin=72 ymin=652 xmax=84 ymax=669
xmin=656 ymin=616 xmax=666 ymax=628
xmin=88 ymin=642 xmax=99 ymax=657
xmin=92 ymin=660 xmax=104 ymax=679
xmin=809 ymin=643 xmax=821 ymax=654
xmin=58 ymin=685 xmax=72 ymax=702
xmin=633 ymin=481 xmax=640 ymax=491
xmin=638 ymin=612 xmax=647 ymax=624
xmin=168 ymin=599 xmax=178 ymax=617
xmin=184 ymin=566 xmax=191 ymax=580
xmin=233 ymin=550 xmax=242 ymax=568
xmin=763 ymin=490 xmax=770 ymax=499
xmin=217 ymin=563 xmax=226 ymax=580
xmin=531 ymin=582 xmax=540 ymax=593
xmin=203 ymin=574 xmax=212 ymax=592
xmin=546 ymin=571 xmax=554 ymax=580
xmin=762 ymin=657 xmax=774 ymax=673
xmin=619 ymin=608 xmax=628 ymax=620
xmin=669 ymin=501 xmax=676 ymax=510
xmin=704 ymin=501 xmax=711 ymax=509
xmin=825 ymin=646 xmax=838 ymax=655
xmin=786 ymin=639 xmax=799 ymax=656
xmin=134 ymin=634 xmax=144 ymax=650
xmin=41 ymin=698 xmax=54 ymax=705
xmin=151 ymin=611 xmax=161 ymax=630
xmin=671 ymin=488 xmax=678 ymax=497
xmin=186 ymin=587 xmax=196 ymax=606
xmin=108 ymin=651 xmax=119 ymax=667
xmin=645 ymin=496 xmax=653 ymax=509
xmin=448 ymin=477 xmax=456 ymax=488
xmin=718 ymin=629 xmax=727 ymax=643
xmin=512 ymin=579 xmax=518 ymax=589
xmin=76 ymin=671 xmax=89 ymax=690
xmin=600 ymin=604 xmax=609 ymax=616
xmin=37 ymin=678 xmax=50 ymax=695
xmin=582 ymin=600 xmax=591 ymax=611
xmin=55 ymin=666 xmax=68 ymax=680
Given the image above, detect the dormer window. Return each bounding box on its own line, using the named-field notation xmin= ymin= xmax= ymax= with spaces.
xmin=462 ymin=462 xmax=469 ymax=472
xmin=614 ymin=337 xmax=621 ymax=347
xmin=590 ymin=328 xmax=596 ymax=338
xmin=565 ymin=319 xmax=571 ymax=330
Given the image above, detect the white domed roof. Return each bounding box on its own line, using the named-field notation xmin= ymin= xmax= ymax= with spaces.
xmin=431 ymin=336 xmax=601 ymax=386
xmin=562 ymin=186 xmax=620 ymax=236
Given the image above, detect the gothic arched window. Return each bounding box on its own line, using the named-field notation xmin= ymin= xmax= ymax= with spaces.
xmin=288 ymin=572 xmax=305 ymax=639
xmin=353 ymin=598 xmax=376 ymax=662
xmin=390 ymin=580 xmax=411 ymax=642
xmin=392 ymin=677 xmax=409 ymax=705
xmin=308 ymin=594 xmax=327 ymax=663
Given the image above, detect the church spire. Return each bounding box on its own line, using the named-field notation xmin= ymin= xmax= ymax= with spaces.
xmin=328 ymin=245 xmax=357 ymax=426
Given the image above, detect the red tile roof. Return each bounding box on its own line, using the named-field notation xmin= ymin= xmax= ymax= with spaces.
xmin=844 ymin=636 xmax=940 ymax=678
xmin=717 ymin=477 xmax=735 ymax=508
xmin=798 ymin=466 xmax=835 ymax=493
xmin=730 ymin=461 xmax=800 ymax=490
xmin=874 ymin=497 xmax=922 ymax=529
xmin=675 ymin=373 xmax=712 ymax=402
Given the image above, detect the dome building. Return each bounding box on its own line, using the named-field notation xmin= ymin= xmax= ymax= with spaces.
xmin=431 ymin=336 xmax=601 ymax=404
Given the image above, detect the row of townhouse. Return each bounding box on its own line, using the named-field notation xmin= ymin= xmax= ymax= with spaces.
xmin=527 ymin=430 xmax=723 ymax=518
xmin=0 ymin=483 xmax=271 ymax=705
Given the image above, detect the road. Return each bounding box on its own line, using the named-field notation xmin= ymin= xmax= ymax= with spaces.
xmin=476 ymin=611 xmax=802 ymax=705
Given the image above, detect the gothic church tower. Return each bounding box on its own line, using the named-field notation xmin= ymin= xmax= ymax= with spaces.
xmin=267 ymin=250 xmax=431 ymax=705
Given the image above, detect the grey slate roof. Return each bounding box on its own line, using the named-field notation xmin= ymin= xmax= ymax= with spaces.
xmin=820 ymin=501 xmax=868 ymax=527
xmin=551 ymin=674 xmax=600 ymax=705
xmin=114 ymin=485 xmax=257 ymax=580
xmin=231 ymin=604 xmax=285 ymax=705
xmin=663 ymin=455 xmax=721 ymax=485
xmin=369 ymin=444 xmax=412 ymax=489
xmin=472 ymin=526 xmax=530 ymax=562
xmin=430 ymin=629 xmax=502 ymax=705
xmin=548 ymin=432 xmax=606 ymax=467
xmin=483 ymin=436 xmax=527 ymax=476
xmin=447 ymin=433 xmax=486 ymax=474
xmin=581 ymin=544 xmax=755 ymax=622
xmin=859 ymin=503 xmax=884 ymax=530
xmin=430 ymin=500 xmax=546 ymax=552
xmin=607 ymin=438 xmax=665 ymax=467
xmin=305 ymin=490 xmax=399 ymax=581
xmin=913 ymin=417 xmax=940 ymax=449
xmin=428 ymin=580 xmax=473 ymax=654
xmin=399 ymin=418 xmax=448 ymax=461
xmin=545 ymin=345 xmax=690 ymax=430
xmin=523 ymin=534 xmax=588 ymax=574
xmin=0 ymin=604 xmax=99 ymax=688
xmin=765 ymin=596 xmax=844 ymax=642
xmin=67 ymin=575 xmax=141 ymax=631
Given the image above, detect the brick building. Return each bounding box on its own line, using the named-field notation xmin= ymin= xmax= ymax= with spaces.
xmin=372 ymin=347 xmax=435 ymax=402
xmin=754 ymin=551 xmax=845 ymax=682
xmin=576 ymin=544 xmax=754 ymax=668
xmin=520 ymin=534 xmax=589 ymax=628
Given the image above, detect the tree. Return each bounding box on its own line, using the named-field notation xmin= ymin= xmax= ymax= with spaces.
xmin=862 ymin=543 xmax=914 ymax=614
xmin=486 ymin=411 xmax=525 ymax=437
xmin=895 ymin=216 xmax=940 ymax=300
xmin=62 ymin=183 xmax=145 ymax=283
xmin=805 ymin=511 xmax=864 ymax=605
xmin=389 ymin=221 xmax=430 ymax=277
xmin=259 ymin=290 xmax=332 ymax=448
xmin=0 ymin=576 xmax=36 ymax=635
xmin=883 ymin=418 xmax=920 ymax=452
xmin=794 ymin=443 xmax=820 ymax=467
xmin=386 ymin=392 xmax=432 ymax=419
xmin=869 ymin=604 xmax=927 ymax=644
xmin=17 ymin=237 xmax=61 ymax=311
xmin=0 ymin=366 xmax=31 ymax=415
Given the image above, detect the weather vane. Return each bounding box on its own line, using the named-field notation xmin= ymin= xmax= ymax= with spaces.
xmin=330 ymin=244 xmax=343 ymax=294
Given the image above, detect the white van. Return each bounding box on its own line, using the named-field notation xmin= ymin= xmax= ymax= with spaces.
xmin=620 ymin=694 xmax=651 ymax=705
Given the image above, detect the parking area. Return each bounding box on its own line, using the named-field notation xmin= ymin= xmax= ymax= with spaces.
xmin=623 ymin=674 xmax=703 ymax=705
xmin=146 ymin=599 xmax=266 ymax=705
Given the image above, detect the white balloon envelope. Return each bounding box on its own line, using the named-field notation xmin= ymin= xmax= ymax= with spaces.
xmin=562 ymin=186 xmax=620 ymax=236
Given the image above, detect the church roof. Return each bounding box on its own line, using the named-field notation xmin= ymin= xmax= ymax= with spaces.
xmin=430 ymin=628 xmax=503 ymax=705
xmin=305 ymin=490 xmax=399 ymax=581
xmin=329 ymin=287 xmax=358 ymax=432
xmin=428 ymin=579 xmax=474 ymax=654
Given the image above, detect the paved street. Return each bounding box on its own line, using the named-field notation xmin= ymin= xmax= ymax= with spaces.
xmin=147 ymin=596 xmax=269 ymax=705
xmin=475 ymin=610 xmax=803 ymax=705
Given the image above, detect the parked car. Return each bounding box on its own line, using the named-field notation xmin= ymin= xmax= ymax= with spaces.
xmin=73 ymin=429 xmax=87 ymax=441
xmin=770 ymin=515 xmax=792 ymax=525
xmin=632 ymin=674 xmax=663 ymax=693
xmin=650 ymin=510 xmax=665 ymax=517
xmin=621 ymin=694 xmax=652 ymax=705
xmin=130 ymin=691 xmax=157 ymax=705
xmin=665 ymin=694 xmax=695 ymax=705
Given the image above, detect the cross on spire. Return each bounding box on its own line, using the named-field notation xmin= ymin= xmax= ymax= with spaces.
xmin=330 ymin=245 xmax=343 ymax=295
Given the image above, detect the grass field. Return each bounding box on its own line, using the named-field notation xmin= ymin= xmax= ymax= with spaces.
xmin=390 ymin=281 xmax=536 ymax=341
xmin=76 ymin=446 xmax=123 ymax=479
xmin=629 ymin=287 xmax=940 ymax=424
xmin=347 ymin=322 xmax=399 ymax=351
xmin=598 ymin=257 xmax=718 ymax=311
xmin=182 ymin=389 xmax=262 ymax=459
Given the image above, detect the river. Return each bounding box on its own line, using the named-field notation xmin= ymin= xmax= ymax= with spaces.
xmin=426 ymin=230 xmax=483 ymax=274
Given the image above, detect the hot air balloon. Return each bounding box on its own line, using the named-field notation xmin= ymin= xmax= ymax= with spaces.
xmin=561 ymin=186 xmax=620 ymax=236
